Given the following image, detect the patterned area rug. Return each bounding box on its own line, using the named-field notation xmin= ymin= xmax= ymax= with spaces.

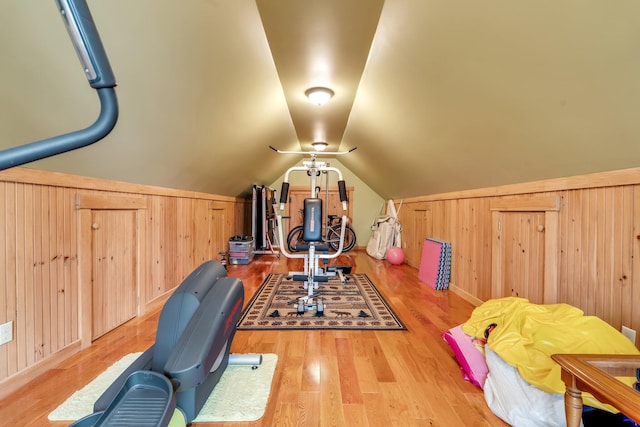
xmin=237 ymin=273 xmax=406 ymax=330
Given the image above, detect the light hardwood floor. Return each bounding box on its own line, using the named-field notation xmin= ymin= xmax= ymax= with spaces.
xmin=0 ymin=250 xmax=507 ymax=426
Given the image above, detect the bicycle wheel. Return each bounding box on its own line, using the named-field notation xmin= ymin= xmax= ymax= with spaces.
xmin=328 ymin=225 xmax=357 ymax=252
xmin=287 ymin=226 xmax=305 ymax=252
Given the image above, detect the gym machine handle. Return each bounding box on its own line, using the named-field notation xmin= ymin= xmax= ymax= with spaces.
xmin=56 ymin=0 xmax=116 ymax=88
xmin=0 ymin=0 xmax=118 ymax=171
xmin=279 ymin=182 xmax=289 ymax=206
xmin=269 ymin=145 xmax=357 ymax=156
xmin=338 ymin=180 xmax=348 ymax=210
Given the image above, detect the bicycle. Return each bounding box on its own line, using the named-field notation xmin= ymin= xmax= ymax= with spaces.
xmin=287 ymin=214 xmax=357 ymax=253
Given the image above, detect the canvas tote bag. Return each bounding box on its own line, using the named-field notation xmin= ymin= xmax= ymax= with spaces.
xmin=366 ymin=200 xmax=402 ymax=259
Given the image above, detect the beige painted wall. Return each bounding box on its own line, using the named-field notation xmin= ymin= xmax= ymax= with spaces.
xmin=4 ymin=2 xmax=640 ymax=201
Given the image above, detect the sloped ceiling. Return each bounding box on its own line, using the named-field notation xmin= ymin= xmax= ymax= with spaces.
xmin=1 ymin=1 xmax=640 ymax=199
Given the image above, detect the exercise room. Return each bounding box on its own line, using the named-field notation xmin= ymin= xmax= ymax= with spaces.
xmin=1 ymin=1 xmax=640 ymax=426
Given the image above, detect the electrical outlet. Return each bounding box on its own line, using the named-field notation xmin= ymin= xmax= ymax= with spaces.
xmin=0 ymin=321 xmax=13 ymax=346
xmin=622 ymin=325 xmax=636 ymax=344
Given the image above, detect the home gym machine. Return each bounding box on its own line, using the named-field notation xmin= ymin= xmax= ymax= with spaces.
xmin=270 ymin=145 xmax=356 ymax=314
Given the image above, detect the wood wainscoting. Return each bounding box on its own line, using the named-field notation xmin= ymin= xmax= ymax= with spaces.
xmin=3 ymin=165 xmax=640 ymax=399
xmin=398 ymin=167 xmax=640 ymax=348
xmin=0 ymin=168 xmax=249 ymax=399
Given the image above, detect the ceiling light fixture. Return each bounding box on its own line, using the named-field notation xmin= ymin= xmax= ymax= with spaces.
xmin=312 ymin=142 xmax=328 ymax=151
xmin=305 ymin=87 xmax=334 ymax=106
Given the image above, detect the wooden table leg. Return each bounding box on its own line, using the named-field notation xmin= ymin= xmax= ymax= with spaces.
xmin=564 ymin=385 xmax=583 ymax=427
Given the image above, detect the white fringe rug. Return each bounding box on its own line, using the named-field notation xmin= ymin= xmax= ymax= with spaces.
xmin=49 ymin=353 xmax=278 ymax=423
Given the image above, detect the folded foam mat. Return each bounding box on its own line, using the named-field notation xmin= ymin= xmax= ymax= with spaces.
xmin=418 ymin=238 xmax=451 ymax=290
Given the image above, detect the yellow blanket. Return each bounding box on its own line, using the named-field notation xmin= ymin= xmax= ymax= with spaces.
xmin=462 ymin=297 xmax=639 ymax=411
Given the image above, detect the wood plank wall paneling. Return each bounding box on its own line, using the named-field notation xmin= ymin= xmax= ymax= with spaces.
xmin=399 ymin=169 xmax=640 ymax=350
xmin=557 ymin=186 xmax=635 ymax=326
xmin=90 ymin=209 xmax=138 ymax=340
xmin=1 ymin=182 xmax=79 ymax=383
xmin=632 ymin=186 xmax=640 ymax=340
xmin=2 ymin=165 xmax=640 ymax=395
xmin=148 ymin=196 xmax=178 ymax=304
xmin=0 ymin=169 xmax=247 ymax=397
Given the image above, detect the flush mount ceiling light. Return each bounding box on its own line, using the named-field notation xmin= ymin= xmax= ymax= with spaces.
xmin=305 ymin=87 xmax=334 ymax=106
xmin=312 ymin=141 xmax=328 ymax=151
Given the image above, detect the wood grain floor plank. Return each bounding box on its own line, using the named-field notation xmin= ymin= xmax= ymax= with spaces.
xmin=0 ymin=250 xmax=507 ymax=426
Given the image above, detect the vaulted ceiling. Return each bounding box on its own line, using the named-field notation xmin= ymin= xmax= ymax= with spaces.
xmin=2 ymin=1 xmax=640 ymax=199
